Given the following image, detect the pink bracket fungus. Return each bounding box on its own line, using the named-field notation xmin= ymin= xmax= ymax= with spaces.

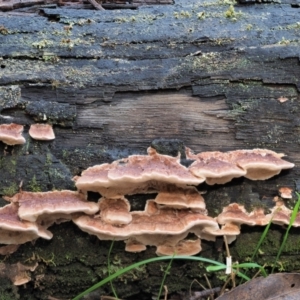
xmin=188 ymin=157 xmax=246 ymax=185
xmin=5 ymin=190 xmax=99 ymax=225
xmin=125 ymin=239 xmax=147 ymax=252
xmin=0 ymin=261 xmax=38 ymax=286
xmin=214 ymin=203 xmax=274 ymax=244
xmin=74 ymin=147 xmax=205 ymax=198
xmin=71 ymin=145 xmax=295 ymax=255
xmin=153 ymin=186 xmax=206 ymax=211
xmin=107 ymin=147 xmax=203 ymax=186
xmin=278 ymin=187 xmax=293 ymax=199
xmin=186 ymin=148 xmax=294 ymax=183
xmin=0 ymin=123 xmax=26 ymax=145
xmin=73 ymin=163 xmax=113 ymax=192
xmin=98 ymin=197 xmax=132 ymax=226
xmin=267 ymin=201 xmax=300 ymax=226
xmin=230 ymin=149 xmax=295 ymax=180
xmin=73 ymin=200 xmax=220 ymax=256
xmin=29 ymin=123 xmax=55 ymax=141
xmin=0 ymin=203 xmax=52 ymax=245
xmin=217 ymin=203 xmax=271 ymax=227
xmin=156 ymin=239 xmax=202 ymax=256
xmin=0 ymin=144 xmax=292 ymax=257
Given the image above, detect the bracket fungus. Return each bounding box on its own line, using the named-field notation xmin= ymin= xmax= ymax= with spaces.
xmin=0 ymin=123 xmax=26 ymax=145
xmin=217 ymin=203 xmax=271 ymax=227
xmin=153 ymin=186 xmax=206 ymax=211
xmin=5 ymin=190 xmax=99 ymax=225
xmin=71 ymin=146 xmax=294 ymax=255
xmin=0 ymin=145 xmax=294 ymax=257
xmin=230 ymin=149 xmax=295 ymax=180
xmin=155 ymin=239 xmax=202 ymax=256
xmin=74 ymin=147 xmax=205 ymax=198
xmin=98 ymin=197 xmax=132 ymax=226
xmin=0 ymin=261 xmax=38 ymax=286
xmin=0 ymin=203 xmax=52 ymax=244
xmin=189 ymin=157 xmax=246 ymax=185
xmin=29 ymin=123 xmax=55 ymax=141
xmin=73 ymin=200 xmax=221 ymax=256
xmin=186 ymin=148 xmax=294 ymax=184
xmin=268 ymin=201 xmax=300 ymax=226
xmin=278 ymin=187 xmax=293 ymax=199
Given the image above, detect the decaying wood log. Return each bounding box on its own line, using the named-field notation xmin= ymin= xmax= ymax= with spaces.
xmin=0 ymin=0 xmax=300 ymax=299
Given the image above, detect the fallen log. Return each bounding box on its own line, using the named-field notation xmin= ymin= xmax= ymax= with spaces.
xmin=0 ymin=0 xmax=300 ymax=299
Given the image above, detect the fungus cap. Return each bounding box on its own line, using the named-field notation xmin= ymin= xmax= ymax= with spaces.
xmin=74 ymin=163 xmax=113 ymax=190
xmin=99 ymin=197 xmax=132 ymax=226
xmin=217 ymin=203 xmax=271 ymax=226
xmin=0 ymin=262 xmax=38 ymax=286
xmin=5 ymin=190 xmax=99 ymax=223
xmin=189 ymin=158 xmax=246 ymax=185
xmin=74 ymin=200 xmax=218 ymax=238
xmin=154 ymin=186 xmax=206 ymax=211
xmin=75 ymin=148 xmax=205 ymax=198
xmin=268 ymin=201 xmax=293 ymax=226
xmin=29 ymin=124 xmax=55 ymax=141
xmin=125 ymin=239 xmax=147 ymax=252
xmin=201 ymin=222 xmax=241 ymax=244
xmin=186 ymin=148 xmax=294 ymax=181
xmin=0 ymin=123 xmax=25 ymax=145
xmin=0 ymin=203 xmax=52 ymax=244
xmin=107 ymin=147 xmax=204 ymax=186
xmin=73 ymin=200 xmax=219 ymax=255
xmin=278 ymin=187 xmax=293 ymax=199
xmin=156 ymin=239 xmax=201 ymax=256
xmin=230 ymin=150 xmax=294 ymax=180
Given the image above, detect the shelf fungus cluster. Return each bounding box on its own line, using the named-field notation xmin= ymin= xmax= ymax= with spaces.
xmin=0 ymin=146 xmax=295 ymax=257
xmin=0 ymin=123 xmax=55 ymax=145
xmin=1 ymin=191 xmax=99 ymax=248
xmin=72 ymin=147 xmax=294 ymax=255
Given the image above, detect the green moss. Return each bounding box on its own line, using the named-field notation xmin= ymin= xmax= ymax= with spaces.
xmin=45 ymin=153 xmax=52 ymax=166
xmin=2 ymin=182 xmax=18 ymax=196
xmin=49 ymin=168 xmax=67 ymax=181
xmin=62 ymin=150 xmax=68 ymax=158
xmin=0 ymin=25 xmax=9 ymax=35
xmin=0 ymin=295 xmax=16 ymax=300
xmin=174 ymin=11 xmax=192 ymax=18
xmin=32 ymin=39 xmax=54 ymax=49
xmin=232 ymin=227 xmax=300 ymax=272
xmin=224 ymin=4 xmax=243 ymax=21
xmin=28 ymin=175 xmax=41 ymax=192
xmin=197 ymin=12 xmax=206 ymax=20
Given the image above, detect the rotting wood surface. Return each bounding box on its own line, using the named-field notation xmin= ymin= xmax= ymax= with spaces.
xmin=0 ymin=0 xmax=300 ymax=299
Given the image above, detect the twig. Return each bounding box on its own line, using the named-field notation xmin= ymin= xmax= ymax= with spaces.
xmin=204 ymin=274 xmax=214 ymax=300
xmin=189 ymin=287 xmax=221 ymax=300
xmin=164 ymin=285 xmax=168 ymax=300
xmin=87 ymin=0 xmax=104 ymax=9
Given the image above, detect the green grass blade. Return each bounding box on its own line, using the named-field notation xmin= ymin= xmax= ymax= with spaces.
xmin=206 ymin=265 xmax=226 ymax=272
xmin=207 ymin=262 xmax=265 ymax=279
xmin=72 ymin=256 xmax=226 ymax=300
xmin=251 ymin=217 xmax=273 ymax=262
xmin=235 ymin=271 xmax=251 ymax=281
xmin=234 ymin=262 xmax=267 ymax=277
xmin=107 ymin=241 xmax=118 ymax=299
xmin=156 ymin=254 xmax=175 ymax=300
xmin=72 ymin=254 xmax=262 ymax=300
xmin=207 ymin=264 xmax=253 ymax=281
xmin=271 ymin=192 xmax=300 ymax=273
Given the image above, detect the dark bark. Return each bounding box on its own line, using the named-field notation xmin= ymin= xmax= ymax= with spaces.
xmin=0 ymin=1 xmax=300 ymax=299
